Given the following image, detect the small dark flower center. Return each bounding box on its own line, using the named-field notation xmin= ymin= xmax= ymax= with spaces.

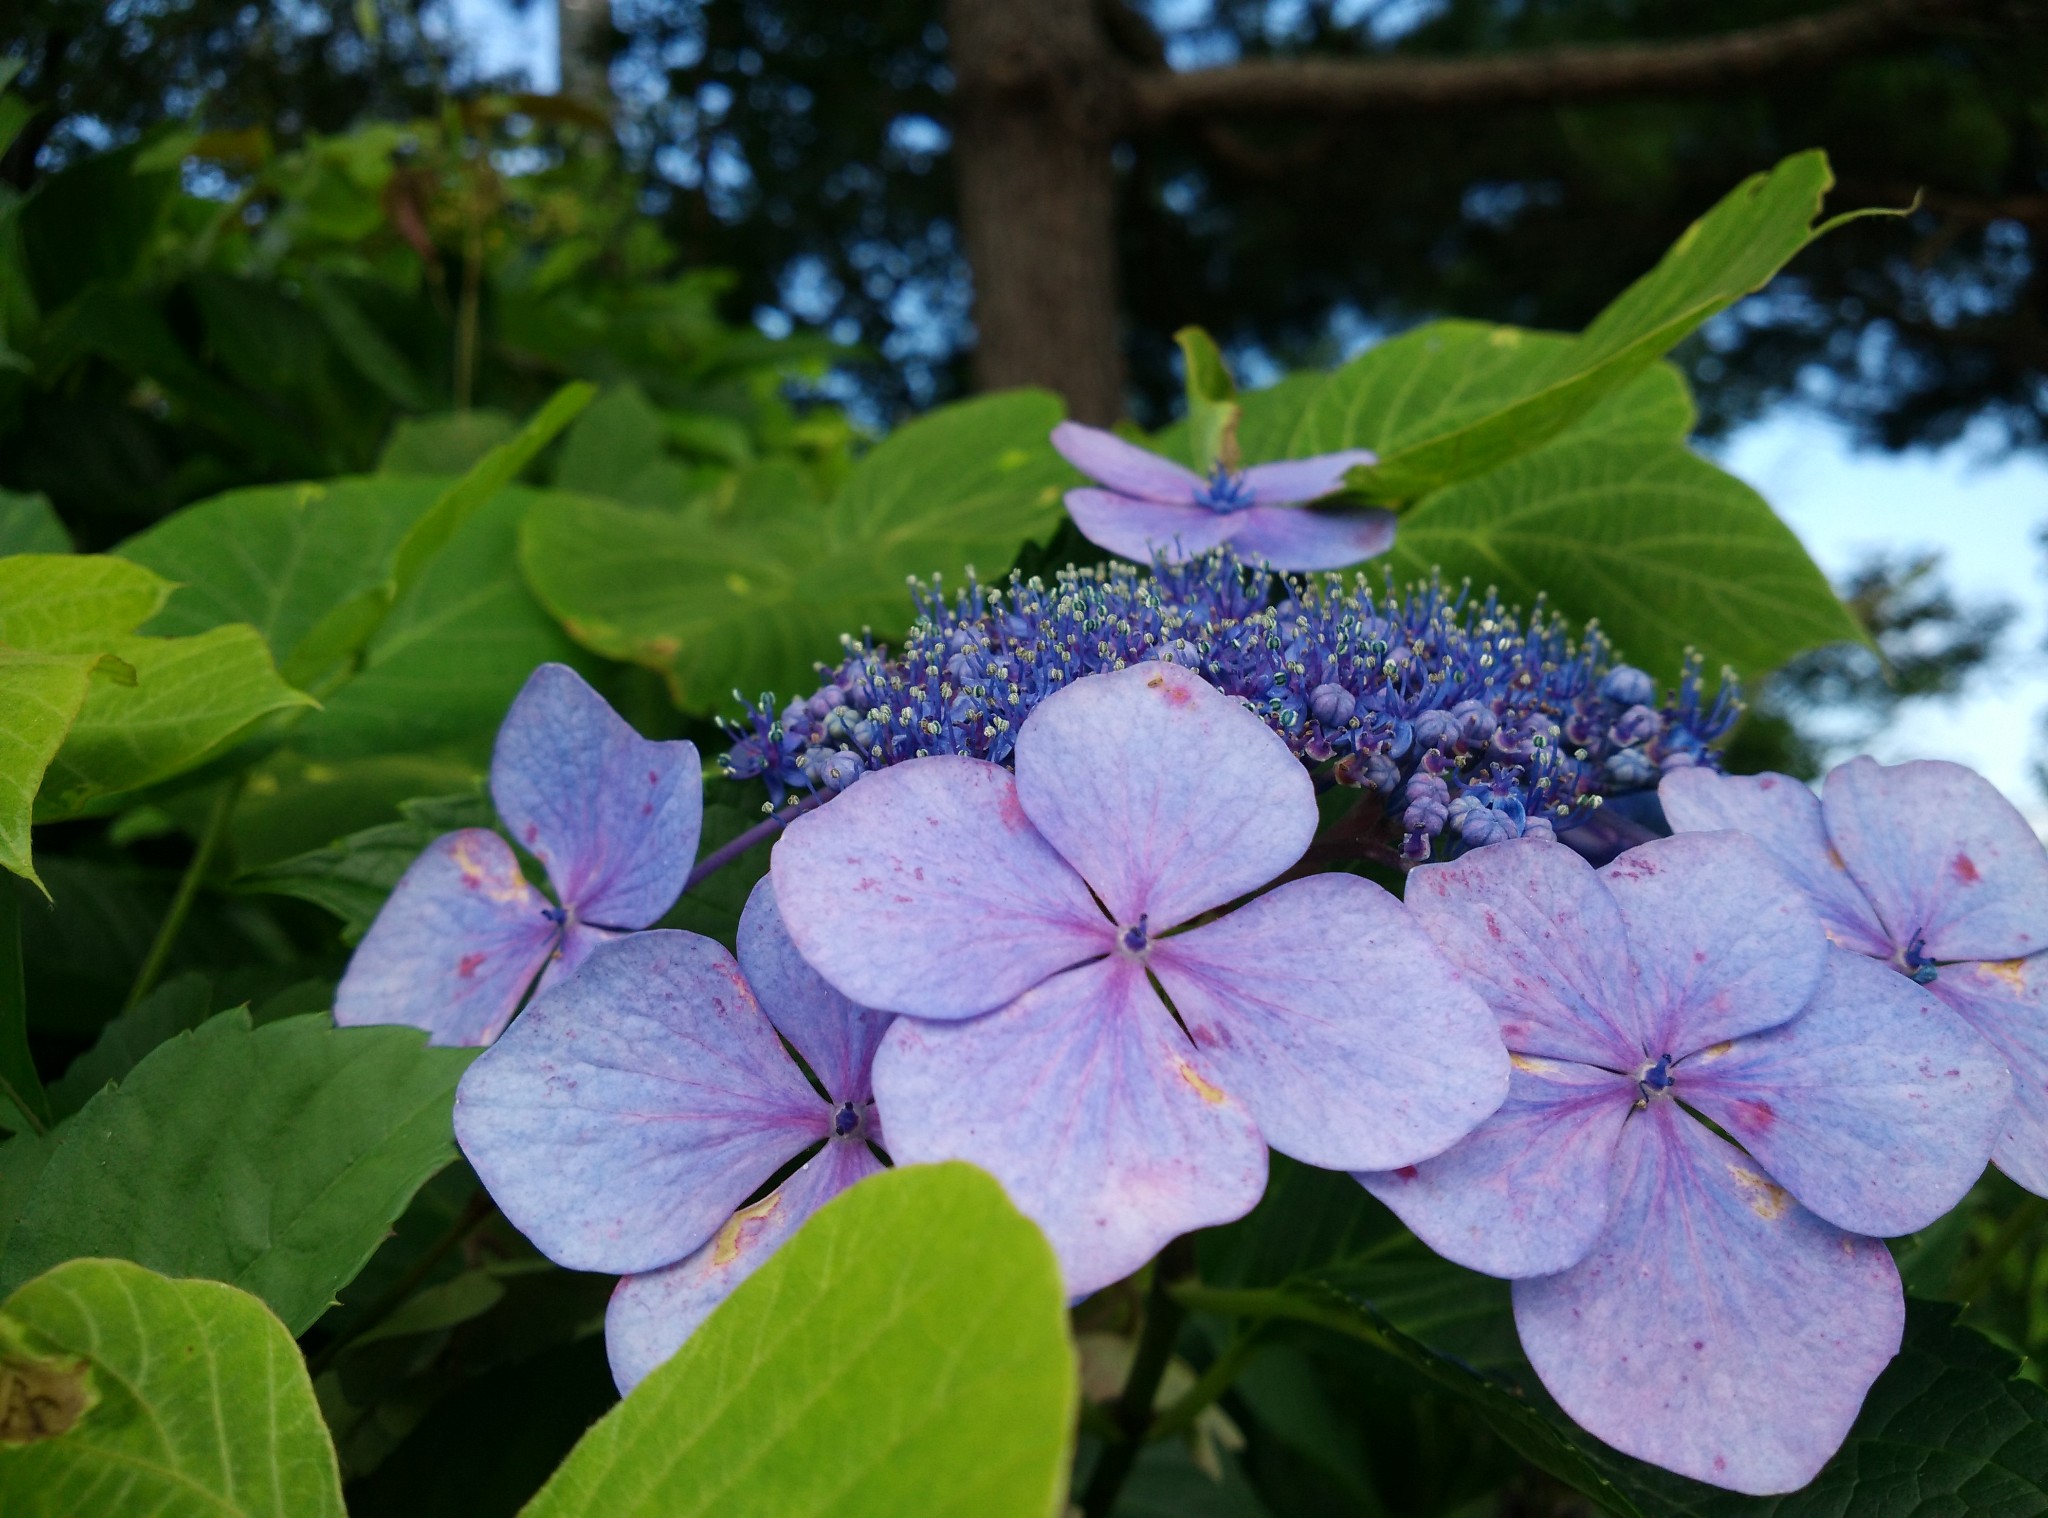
xmin=541 ymin=906 xmax=568 ymax=926
xmin=1638 ymin=1053 xmax=1675 ymax=1098
xmin=1120 ymin=914 xmax=1151 ymax=955
xmin=1195 ymin=463 xmax=1255 ymax=514
xmin=833 ymin=1102 xmax=861 ymax=1138
xmin=1902 ymin=936 xmax=1939 ymax=985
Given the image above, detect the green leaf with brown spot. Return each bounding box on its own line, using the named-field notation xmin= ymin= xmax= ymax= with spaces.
xmin=0 ymin=1258 xmax=345 ymax=1516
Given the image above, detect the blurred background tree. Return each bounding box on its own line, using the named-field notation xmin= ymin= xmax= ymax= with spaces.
xmin=3 ymin=0 xmax=2042 ymax=756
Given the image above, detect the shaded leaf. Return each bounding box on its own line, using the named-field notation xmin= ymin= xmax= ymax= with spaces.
xmin=379 ymin=411 xmax=520 ymax=475
xmin=0 ymin=651 xmax=97 ymax=888
xmin=0 ymin=1257 xmax=345 ymax=1517
xmin=0 ymin=493 xmax=70 ymax=555
xmin=44 ymin=971 xmax=218 ymax=1119
xmin=0 ymin=1010 xmax=476 ymax=1333
xmin=522 ymin=389 xmax=1074 ymax=711
xmin=238 ymin=790 xmax=494 ymax=941
xmin=522 ymin=1162 xmax=1076 ymax=1518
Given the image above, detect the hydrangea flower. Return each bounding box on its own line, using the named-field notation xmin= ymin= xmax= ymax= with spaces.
xmin=1663 ymin=758 xmax=2048 ymax=1193
xmin=453 ymin=879 xmax=889 ymax=1390
xmin=336 ymin=663 xmax=702 ymax=1047
xmin=772 ymin=659 xmax=1508 ymax=1296
xmin=723 ymin=550 xmax=1737 ymax=865
xmin=1360 ymin=833 xmax=2010 ymax=1493
xmin=1052 ymin=422 xmax=1394 ymax=572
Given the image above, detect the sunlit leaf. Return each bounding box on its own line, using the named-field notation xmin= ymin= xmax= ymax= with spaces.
xmin=0 ymin=1258 xmax=345 ymax=1517
xmin=522 ymin=1162 xmax=1076 ymax=1518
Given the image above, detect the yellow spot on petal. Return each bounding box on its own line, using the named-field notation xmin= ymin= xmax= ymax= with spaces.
xmin=1826 ymin=845 xmax=1848 ymax=871
xmin=713 ymin=1192 xmax=784 ymax=1267
xmin=1508 ymin=1053 xmax=1551 ymax=1074
xmin=1727 ymin=1165 xmax=1789 ymax=1220
xmin=1987 ymin=959 xmax=2030 ymax=993
xmin=1178 ymin=1061 xmax=1228 ymax=1106
xmin=1695 ymin=1040 xmax=1735 ymax=1062
xmin=450 ymin=838 xmax=530 ymax=904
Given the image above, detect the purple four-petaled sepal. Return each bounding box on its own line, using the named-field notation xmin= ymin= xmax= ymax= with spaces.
xmin=771 ymin=659 xmax=1509 ymax=1298
xmin=335 ymin=662 xmax=703 ymax=1047
xmin=1051 ymin=421 xmax=1395 ymax=572
xmin=1663 ymin=757 xmax=2048 ymax=1195
xmin=1358 ymin=832 xmax=2011 ymax=1494
xmin=453 ymin=879 xmax=891 ymax=1391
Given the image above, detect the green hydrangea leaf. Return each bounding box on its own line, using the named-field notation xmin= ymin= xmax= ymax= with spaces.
xmin=0 ymin=1258 xmax=345 ymax=1517
xmin=522 ymin=1162 xmax=1076 ymax=1518
xmin=0 ymin=1010 xmax=476 ymax=1333
xmin=1386 ymin=436 xmax=1860 ymax=682
xmin=521 ymin=390 xmax=1075 ymax=713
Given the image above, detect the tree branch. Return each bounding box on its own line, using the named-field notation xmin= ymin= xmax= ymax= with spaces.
xmin=1130 ymin=0 xmax=1974 ymax=123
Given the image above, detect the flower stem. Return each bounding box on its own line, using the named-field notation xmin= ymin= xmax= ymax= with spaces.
xmin=1146 ymin=1319 xmax=1267 ymax=1441
xmin=1080 ymin=1239 xmax=1195 ymax=1518
xmin=123 ymin=776 xmax=242 ymax=1014
xmin=683 ymin=792 xmax=827 ymax=892
xmin=1953 ymin=1194 xmax=2048 ymax=1306
xmin=307 ymin=1189 xmax=495 ymax=1375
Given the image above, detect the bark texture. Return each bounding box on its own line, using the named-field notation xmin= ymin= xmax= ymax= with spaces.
xmin=946 ymin=0 xmax=1129 ymax=423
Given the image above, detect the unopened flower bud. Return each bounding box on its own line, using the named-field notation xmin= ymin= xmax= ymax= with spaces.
xmin=1309 ymin=683 xmax=1356 ymax=728
xmin=1599 ymin=665 xmax=1656 ymax=708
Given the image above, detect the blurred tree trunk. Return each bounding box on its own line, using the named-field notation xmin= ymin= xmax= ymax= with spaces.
xmin=558 ymin=0 xmax=610 ymax=107
xmin=945 ymin=0 xmax=1127 ymax=424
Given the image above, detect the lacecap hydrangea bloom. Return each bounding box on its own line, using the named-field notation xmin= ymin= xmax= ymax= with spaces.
xmin=772 ymin=659 xmax=1509 ymax=1295
xmin=1664 ymin=757 xmax=2048 ymax=1193
xmin=723 ymin=549 xmax=1736 ymax=866
xmin=1361 ymin=833 xmax=2010 ymax=1493
xmin=337 ymin=663 xmax=702 ymax=1046
xmin=1051 ymin=421 xmax=1394 ymax=572
xmin=453 ymin=879 xmax=888 ymax=1391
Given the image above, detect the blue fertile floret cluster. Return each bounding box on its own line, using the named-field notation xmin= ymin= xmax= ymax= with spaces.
xmin=721 ymin=549 xmax=1739 ymax=862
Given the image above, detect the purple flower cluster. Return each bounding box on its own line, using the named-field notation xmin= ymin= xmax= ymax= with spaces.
xmin=722 ymin=550 xmax=1737 ymax=863
xmin=342 ymin=655 xmax=2048 ymax=1500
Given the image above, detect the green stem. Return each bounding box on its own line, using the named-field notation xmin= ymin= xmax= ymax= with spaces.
xmin=1080 ymin=1241 xmax=1194 ymax=1518
xmin=123 ymin=777 xmax=242 ymax=1014
xmin=1953 ymin=1195 xmax=2048 ymax=1306
xmin=307 ymin=1190 xmax=494 ymax=1376
xmin=0 ymin=886 xmax=50 ymax=1134
xmin=454 ymin=206 xmax=483 ymax=411
xmin=1146 ymin=1320 xmax=1268 ymax=1442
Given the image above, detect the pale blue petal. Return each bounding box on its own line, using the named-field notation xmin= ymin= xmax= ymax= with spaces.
xmin=1931 ymin=952 xmax=2048 ymax=1196
xmin=1822 ymin=756 xmax=2048 ymax=964
xmin=1659 ymin=767 xmax=1892 ymax=958
xmin=1683 ymin=947 xmax=2008 ymax=1236
xmin=1240 ymin=451 xmax=1377 ymax=504
xmin=1406 ymin=838 xmax=1646 ymax=1068
xmin=737 ymin=878 xmax=891 ymax=1103
xmin=1014 ymin=660 xmax=1316 ymax=931
xmin=1151 ymin=872 xmax=1506 ymax=1171
xmin=1515 ymin=1103 xmax=1903 ymax=1495
xmin=454 ymin=931 xmax=829 ymax=1275
xmin=490 ymin=662 xmax=702 ymax=929
xmin=1601 ymin=832 xmax=1826 ymax=1057
xmin=335 ymin=829 xmax=558 ymax=1047
xmin=871 ymin=955 xmax=1266 ymax=1298
xmin=1051 ymin=421 xmax=1203 ymax=503
xmin=1222 ymin=504 xmax=1395 ymax=571
xmin=772 ymin=755 xmax=1111 ymax=1020
xmin=1358 ymin=1055 xmax=1630 ymax=1278
xmin=1065 ymin=489 xmax=1238 ymax=564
